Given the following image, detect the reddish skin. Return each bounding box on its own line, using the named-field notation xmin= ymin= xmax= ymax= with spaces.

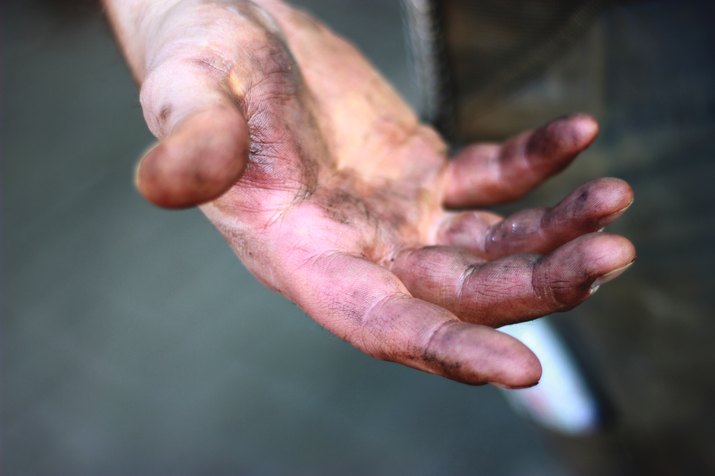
xmin=110 ymin=0 xmax=635 ymax=388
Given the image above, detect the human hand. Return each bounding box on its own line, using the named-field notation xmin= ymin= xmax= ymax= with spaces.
xmin=107 ymin=0 xmax=635 ymax=388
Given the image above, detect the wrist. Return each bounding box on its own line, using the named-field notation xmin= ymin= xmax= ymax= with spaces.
xmin=103 ymin=0 xmax=182 ymax=79
xmin=104 ymin=0 xmax=293 ymax=80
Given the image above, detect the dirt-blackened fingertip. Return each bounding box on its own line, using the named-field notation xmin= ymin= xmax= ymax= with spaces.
xmin=528 ymin=113 xmax=599 ymax=161
xmin=574 ymin=178 xmax=634 ymax=224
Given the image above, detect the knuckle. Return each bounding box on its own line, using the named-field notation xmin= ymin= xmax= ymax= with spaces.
xmin=532 ymin=260 xmax=590 ymax=309
xmin=140 ymin=58 xmax=227 ymax=137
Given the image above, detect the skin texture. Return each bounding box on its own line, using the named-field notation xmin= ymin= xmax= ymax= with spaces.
xmin=105 ymin=0 xmax=635 ymax=388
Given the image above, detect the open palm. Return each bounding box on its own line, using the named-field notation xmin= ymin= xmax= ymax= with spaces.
xmin=131 ymin=0 xmax=634 ymax=388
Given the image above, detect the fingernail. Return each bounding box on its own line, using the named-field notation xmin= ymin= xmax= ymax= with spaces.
xmin=492 ymin=380 xmax=540 ymax=390
xmin=597 ymin=198 xmax=635 ymax=229
xmin=590 ymin=260 xmax=635 ymax=293
xmin=134 ymin=157 xmax=144 ymax=190
xmin=613 ymin=197 xmax=635 ymax=216
xmin=134 ymin=141 xmax=160 ymax=191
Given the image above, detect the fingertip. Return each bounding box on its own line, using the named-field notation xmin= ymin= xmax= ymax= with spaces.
xmin=555 ymin=233 xmax=635 ymax=283
xmin=593 ymin=178 xmax=634 ymax=224
xmin=572 ymin=233 xmax=637 ymax=295
xmin=489 ymin=340 xmax=543 ymax=389
xmin=583 ymin=233 xmax=636 ymax=273
xmin=592 ymin=177 xmax=634 ymax=203
xmin=535 ymin=233 xmax=635 ymax=307
xmin=435 ymin=323 xmax=542 ymax=388
xmin=559 ymin=177 xmax=634 ymax=228
xmin=136 ymin=107 xmax=249 ymax=209
xmin=569 ymin=113 xmax=600 ymax=146
xmin=528 ymin=113 xmax=600 ymax=163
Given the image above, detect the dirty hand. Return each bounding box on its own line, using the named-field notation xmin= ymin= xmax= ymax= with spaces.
xmin=106 ymin=0 xmax=635 ymax=388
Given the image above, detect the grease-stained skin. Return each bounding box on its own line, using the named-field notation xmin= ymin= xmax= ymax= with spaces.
xmin=106 ymin=0 xmax=635 ymax=388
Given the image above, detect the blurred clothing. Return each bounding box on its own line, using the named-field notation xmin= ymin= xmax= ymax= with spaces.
xmin=436 ymin=1 xmax=715 ymax=474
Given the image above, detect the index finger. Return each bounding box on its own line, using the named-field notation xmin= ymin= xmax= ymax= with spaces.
xmin=287 ymin=252 xmax=542 ymax=388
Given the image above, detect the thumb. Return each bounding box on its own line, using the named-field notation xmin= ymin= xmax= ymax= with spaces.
xmin=136 ymin=61 xmax=249 ymax=209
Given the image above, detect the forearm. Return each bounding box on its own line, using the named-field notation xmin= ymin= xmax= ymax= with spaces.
xmin=102 ymin=0 xmax=291 ymax=80
xmin=103 ymin=0 xmax=180 ymax=79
